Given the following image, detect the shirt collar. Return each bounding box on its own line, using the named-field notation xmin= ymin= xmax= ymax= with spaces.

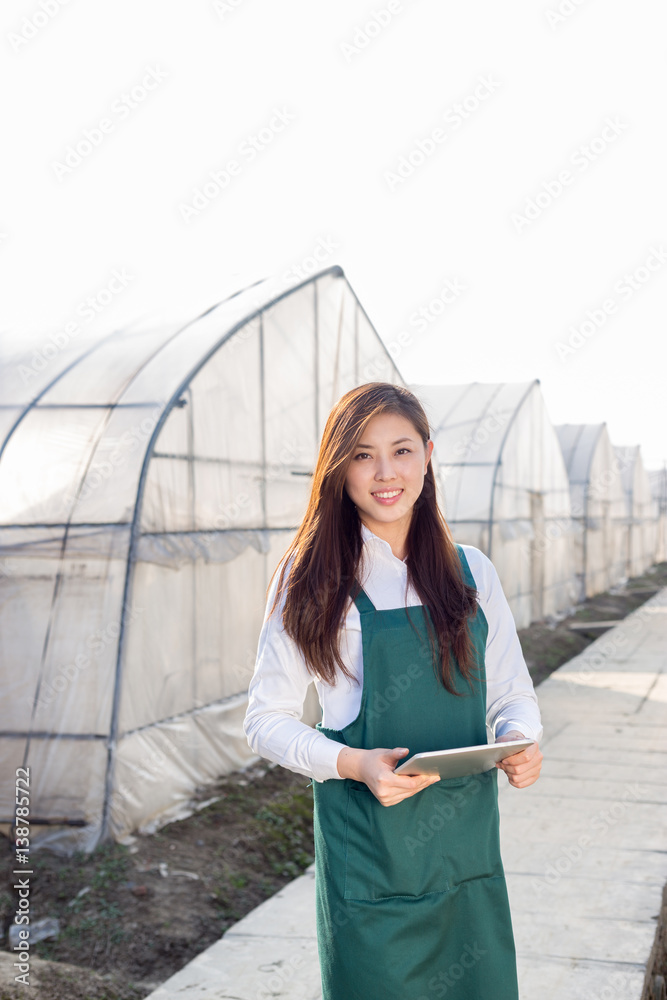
xmin=360 ymin=521 xmax=408 ymax=564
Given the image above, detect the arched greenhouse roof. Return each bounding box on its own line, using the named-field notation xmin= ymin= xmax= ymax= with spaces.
xmin=0 ymin=265 xmax=404 ymax=853
xmin=413 ymin=380 xmax=577 ymax=628
xmin=555 ymin=423 xmax=606 ymax=484
xmin=555 ymin=423 xmax=629 ymax=598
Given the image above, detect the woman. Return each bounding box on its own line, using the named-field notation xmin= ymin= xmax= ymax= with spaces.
xmin=244 ymin=382 xmax=543 ymax=1000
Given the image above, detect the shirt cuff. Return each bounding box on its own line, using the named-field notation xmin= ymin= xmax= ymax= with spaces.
xmin=309 ymin=734 xmax=346 ymax=782
xmin=495 ymin=719 xmax=543 ymax=742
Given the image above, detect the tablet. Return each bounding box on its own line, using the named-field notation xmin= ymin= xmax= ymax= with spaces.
xmin=393 ymin=739 xmax=534 ymax=779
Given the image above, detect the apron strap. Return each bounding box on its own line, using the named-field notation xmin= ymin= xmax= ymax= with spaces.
xmin=350 ymin=580 xmax=376 ymax=614
xmin=350 ymin=546 xmax=473 ymax=614
xmin=455 ymin=544 xmax=476 ymax=590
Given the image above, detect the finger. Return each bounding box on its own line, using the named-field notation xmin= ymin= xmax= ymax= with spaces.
xmin=393 ymin=772 xmax=439 ymax=789
xmin=506 ymin=748 xmax=543 ymax=771
xmin=497 ymin=741 xmax=539 ymax=764
xmin=505 ymin=758 xmax=543 ymax=784
xmin=507 ymin=764 xmax=540 ymax=782
xmin=509 ymin=772 xmax=540 ymax=788
xmin=502 ymin=761 xmax=540 ymax=778
xmin=499 ymin=749 xmax=532 ymax=765
xmin=389 ymin=775 xmax=440 ymax=802
xmin=500 ymin=747 xmax=542 ymax=771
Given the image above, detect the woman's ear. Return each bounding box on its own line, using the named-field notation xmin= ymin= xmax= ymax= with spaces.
xmin=425 ymin=439 xmax=434 ymax=470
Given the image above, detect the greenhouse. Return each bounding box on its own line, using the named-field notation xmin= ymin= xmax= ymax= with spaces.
xmin=412 ymin=380 xmax=578 ymax=629
xmin=555 ymin=423 xmax=629 ymax=600
xmin=648 ymin=466 xmax=667 ymax=563
xmin=614 ymin=445 xmax=659 ymax=578
xmin=0 ymin=265 xmax=403 ymax=854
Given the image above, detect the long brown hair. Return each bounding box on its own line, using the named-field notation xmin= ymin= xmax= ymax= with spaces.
xmin=268 ymin=382 xmax=481 ymax=694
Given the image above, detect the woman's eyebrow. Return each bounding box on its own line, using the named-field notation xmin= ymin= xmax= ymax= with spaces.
xmin=355 ymin=437 xmax=415 ymax=448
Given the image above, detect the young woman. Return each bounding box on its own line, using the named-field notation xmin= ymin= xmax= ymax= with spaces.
xmin=244 ymin=382 xmax=543 ymax=1000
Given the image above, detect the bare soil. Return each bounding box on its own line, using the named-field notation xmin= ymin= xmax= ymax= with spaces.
xmin=0 ymin=765 xmax=315 ymax=999
xmin=2 ymin=563 xmax=666 ymax=1000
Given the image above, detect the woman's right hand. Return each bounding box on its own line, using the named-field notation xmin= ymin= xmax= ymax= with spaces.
xmin=336 ymin=746 xmax=440 ymax=806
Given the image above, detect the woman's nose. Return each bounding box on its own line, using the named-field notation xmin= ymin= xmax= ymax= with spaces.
xmin=375 ymin=459 xmax=397 ymax=480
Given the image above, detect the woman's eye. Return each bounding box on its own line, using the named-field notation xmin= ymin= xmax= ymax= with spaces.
xmin=354 ymin=449 xmax=411 ymax=459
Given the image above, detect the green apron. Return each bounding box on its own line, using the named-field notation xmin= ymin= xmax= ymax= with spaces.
xmin=312 ymin=545 xmax=519 ymax=1000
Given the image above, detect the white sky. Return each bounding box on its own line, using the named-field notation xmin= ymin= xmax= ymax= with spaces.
xmin=1 ymin=0 xmax=665 ymax=467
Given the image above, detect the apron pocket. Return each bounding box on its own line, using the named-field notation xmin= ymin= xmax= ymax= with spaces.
xmin=434 ymin=770 xmax=505 ymax=887
xmin=343 ymin=784 xmax=451 ymax=901
xmin=342 ymin=772 xmax=504 ymax=900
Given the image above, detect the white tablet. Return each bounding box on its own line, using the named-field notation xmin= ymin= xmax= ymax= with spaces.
xmin=393 ymin=739 xmax=534 ymax=779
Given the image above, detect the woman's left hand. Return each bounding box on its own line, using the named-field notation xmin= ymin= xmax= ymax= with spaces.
xmin=495 ymin=731 xmax=543 ymax=788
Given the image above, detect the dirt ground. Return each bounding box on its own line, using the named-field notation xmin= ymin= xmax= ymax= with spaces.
xmin=2 ymin=562 xmax=667 ymax=1000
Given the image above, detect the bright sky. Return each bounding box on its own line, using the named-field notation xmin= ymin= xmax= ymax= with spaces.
xmin=1 ymin=0 xmax=665 ymax=467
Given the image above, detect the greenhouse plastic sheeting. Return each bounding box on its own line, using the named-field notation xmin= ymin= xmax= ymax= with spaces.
xmin=0 ymin=265 xmax=403 ymax=853
xmin=413 ymin=380 xmax=578 ymax=629
xmin=614 ymin=445 xmax=659 ymax=578
xmin=556 ymin=423 xmax=629 ymax=599
xmin=648 ymin=468 xmax=667 ymax=563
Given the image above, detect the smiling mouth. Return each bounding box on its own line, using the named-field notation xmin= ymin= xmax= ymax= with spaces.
xmin=371 ymin=489 xmax=404 ymax=499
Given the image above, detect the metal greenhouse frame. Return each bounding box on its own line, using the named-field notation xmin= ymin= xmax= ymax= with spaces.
xmin=0 ymin=266 xmax=403 ymax=854
xmin=614 ymin=445 xmax=659 ymax=579
xmin=412 ymin=380 xmax=579 ymax=629
xmin=555 ymin=423 xmax=628 ymax=600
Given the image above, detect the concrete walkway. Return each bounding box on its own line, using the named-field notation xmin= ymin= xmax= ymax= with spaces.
xmin=145 ymin=587 xmax=667 ymax=1000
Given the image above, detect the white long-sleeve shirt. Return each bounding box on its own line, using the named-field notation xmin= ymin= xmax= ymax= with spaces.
xmin=244 ymin=522 xmax=543 ymax=782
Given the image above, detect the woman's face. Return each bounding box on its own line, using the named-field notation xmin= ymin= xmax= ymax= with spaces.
xmin=343 ymin=411 xmax=434 ymax=536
